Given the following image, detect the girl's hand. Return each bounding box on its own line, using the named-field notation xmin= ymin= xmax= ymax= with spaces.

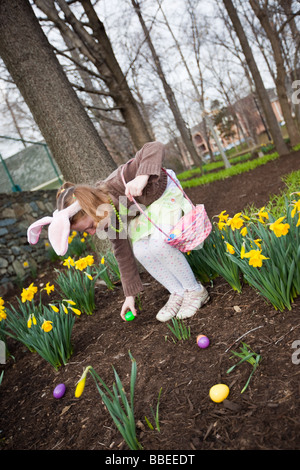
xmin=125 ymin=174 xmax=149 ymax=201
xmin=120 ymin=296 xmax=137 ymax=321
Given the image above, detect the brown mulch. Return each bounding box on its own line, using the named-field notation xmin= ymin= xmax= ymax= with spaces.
xmin=1 ymin=150 xmax=300 ymax=455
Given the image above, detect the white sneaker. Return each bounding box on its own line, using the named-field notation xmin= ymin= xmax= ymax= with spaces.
xmin=156 ymin=293 xmax=184 ymax=322
xmin=176 ymin=287 xmax=209 ymax=320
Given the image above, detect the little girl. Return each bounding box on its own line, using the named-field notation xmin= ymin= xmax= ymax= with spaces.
xmin=28 ymin=141 xmax=209 ymax=321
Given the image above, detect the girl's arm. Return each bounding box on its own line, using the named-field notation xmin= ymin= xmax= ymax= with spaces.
xmin=125 ymin=174 xmax=149 ymax=201
xmin=120 ymin=296 xmax=137 ymax=321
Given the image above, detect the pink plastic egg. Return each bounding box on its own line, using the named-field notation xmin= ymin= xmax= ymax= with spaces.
xmin=53 ymin=383 xmax=66 ymax=399
xmin=197 ymin=334 xmax=210 ymax=349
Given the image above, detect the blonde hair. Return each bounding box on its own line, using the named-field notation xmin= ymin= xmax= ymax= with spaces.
xmin=56 ymin=182 xmax=111 ymax=225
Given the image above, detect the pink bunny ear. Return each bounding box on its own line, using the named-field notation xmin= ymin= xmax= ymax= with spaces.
xmin=27 ymin=216 xmax=53 ymax=245
xmin=27 ymin=200 xmax=82 ymax=256
xmin=48 ymin=212 xmax=72 ymax=257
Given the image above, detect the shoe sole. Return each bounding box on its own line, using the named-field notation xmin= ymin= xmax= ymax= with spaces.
xmin=156 ymin=312 xmax=177 ymax=322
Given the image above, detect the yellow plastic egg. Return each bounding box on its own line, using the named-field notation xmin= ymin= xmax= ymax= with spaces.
xmin=209 ymin=384 xmax=229 ymax=403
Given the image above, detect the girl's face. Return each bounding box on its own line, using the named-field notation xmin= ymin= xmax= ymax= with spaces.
xmin=71 ymin=214 xmax=97 ymax=235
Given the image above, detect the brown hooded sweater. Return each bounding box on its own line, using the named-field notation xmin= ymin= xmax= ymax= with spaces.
xmin=97 ymin=141 xmax=168 ymax=297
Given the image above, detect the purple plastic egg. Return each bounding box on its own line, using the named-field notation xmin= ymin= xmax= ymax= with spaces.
xmin=53 ymin=383 xmax=66 ymax=399
xmin=197 ymin=335 xmax=210 ymax=349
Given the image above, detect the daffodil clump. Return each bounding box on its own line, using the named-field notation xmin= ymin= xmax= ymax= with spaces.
xmin=56 ymin=252 xmax=120 ymax=314
xmin=67 ymin=230 xmax=94 ymax=257
xmin=3 ymin=282 xmax=80 ymax=369
xmin=187 ymin=210 xmax=242 ymax=292
xmin=187 ymin=192 xmax=300 ymax=311
xmin=74 ymin=352 xmax=143 ymax=450
xmin=56 ymin=255 xmax=99 ymax=314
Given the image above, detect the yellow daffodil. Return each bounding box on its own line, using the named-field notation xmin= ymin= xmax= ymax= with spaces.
xmin=27 ymin=314 xmax=37 ymax=328
xmin=227 ymin=213 xmax=244 ymax=231
xmin=257 ymin=207 xmax=269 ymax=224
xmin=49 ymin=304 xmax=59 ymax=312
xmin=23 ymin=261 xmax=29 ymax=268
xmin=43 ymin=282 xmax=54 ymax=295
xmin=84 ymin=255 xmax=94 ymax=266
xmin=225 ymin=242 xmax=235 ymax=255
xmin=240 ymin=227 xmax=248 ymax=236
xmin=253 ymin=239 xmax=262 ymax=249
xmin=21 ymin=289 xmax=33 ymax=303
xmin=41 ymin=320 xmax=53 ymax=332
xmin=243 ymin=249 xmax=269 ymax=268
xmin=217 ymin=210 xmax=229 ymax=222
xmin=0 ymin=297 xmax=4 ymax=308
xmin=28 ymin=283 xmax=38 ymax=294
xmin=240 ymin=244 xmax=246 ymax=259
xmin=101 ymin=256 xmax=105 ymax=265
xmin=63 ymin=257 xmax=75 ymax=269
xmin=84 ymin=272 xmax=93 ymax=281
xmin=71 ymin=231 xmax=77 ymax=238
xmin=75 ymin=377 xmax=86 ymax=398
xmin=69 ymin=307 xmax=81 ymax=316
xmin=0 ymin=310 xmax=7 ymax=321
xmin=269 ymin=217 xmax=290 ymax=237
xmin=62 ymin=304 xmax=68 ymax=314
xmin=80 ymin=238 xmax=85 ymax=243
xmin=63 ymin=299 xmax=76 ymax=305
xmin=75 ymin=366 xmax=92 ymax=398
xmin=83 ymin=232 xmax=88 ymax=237
xmin=217 ymin=221 xmax=227 ymax=231
xmin=291 ymin=199 xmax=300 ymax=218
xmin=21 ymin=283 xmax=38 ymax=303
xmin=68 ymin=236 xmax=73 ymax=244
xmin=75 ymin=258 xmax=88 ymax=271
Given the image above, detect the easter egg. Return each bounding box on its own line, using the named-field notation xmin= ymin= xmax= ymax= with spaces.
xmin=53 ymin=383 xmax=66 ymax=399
xmin=125 ymin=311 xmax=135 ymax=321
xmin=197 ymin=334 xmax=210 ymax=348
xmin=209 ymin=384 xmax=229 ymax=403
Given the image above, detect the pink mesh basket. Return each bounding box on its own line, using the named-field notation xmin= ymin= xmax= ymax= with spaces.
xmin=121 ymin=164 xmax=212 ymax=252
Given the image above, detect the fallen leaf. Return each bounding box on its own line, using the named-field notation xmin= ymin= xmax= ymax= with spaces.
xmin=233 ymin=306 xmax=242 ymax=312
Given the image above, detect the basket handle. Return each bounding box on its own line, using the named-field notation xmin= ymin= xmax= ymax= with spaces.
xmin=120 ymin=160 xmax=194 ymax=238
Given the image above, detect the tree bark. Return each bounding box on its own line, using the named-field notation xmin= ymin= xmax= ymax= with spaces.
xmin=0 ymin=0 xmax=117 ymax=185
xmin=223 ymin=0 xmax=289 ymax=156
xmin=249 ymin=0 xmax=300 ymax=146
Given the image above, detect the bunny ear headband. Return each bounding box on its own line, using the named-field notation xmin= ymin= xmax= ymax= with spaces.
xmin=27 ymin=200 xmax=82 ymax=257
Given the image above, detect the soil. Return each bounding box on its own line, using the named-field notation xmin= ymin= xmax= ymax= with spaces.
xmin=1 ymin=150 xmax=300 ymax=454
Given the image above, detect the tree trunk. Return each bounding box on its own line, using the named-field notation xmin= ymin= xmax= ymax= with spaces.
xmin=0 ymin=0 xmax=117 ymax=185
xmin=223 ymin=0 xmax=289 ymax=157
xmin=249 ymin=0 xmax=300 ymax=147
xmin=131 ymin=0 xmax=202 ymax=167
